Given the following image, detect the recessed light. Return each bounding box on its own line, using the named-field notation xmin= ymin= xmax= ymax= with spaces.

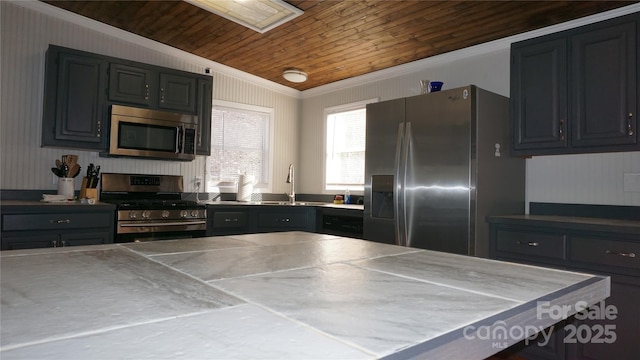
xmin=185 ymin=0 xmax=303 ymax=33
xmin=283 ymin=69 xmax=308 ymax=83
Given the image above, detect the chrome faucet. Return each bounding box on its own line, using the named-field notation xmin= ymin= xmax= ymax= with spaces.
xmin=286 ymin=164 xmax=295 ymax=203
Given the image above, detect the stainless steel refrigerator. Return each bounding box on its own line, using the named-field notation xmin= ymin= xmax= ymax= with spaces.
xmin=363 ymin=85 xmax=525 ymax=257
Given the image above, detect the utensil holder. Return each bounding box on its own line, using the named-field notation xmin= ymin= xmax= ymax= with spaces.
xmin=79 ymin=177 xmax=98 ymax=201
xmin=57 ymin=178 xmax=75 ymax=197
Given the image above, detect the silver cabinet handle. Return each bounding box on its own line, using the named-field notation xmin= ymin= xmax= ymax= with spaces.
xmin=145 ymin=84 xmax=149 ymax=100
xmin=50 ymin=219 xmax=70 ymax=224
xmin=628 ymin=113 xmax=634 ymax=136
xmin=224 ymin=218 xmax=239 ymax=222
xmin=516 ymin=241 xmax=539 ymax=247
xmin=606 ymin=250 xmax=636 ymax=258
xmin=559 ymin=119 xmax=565 ymax=141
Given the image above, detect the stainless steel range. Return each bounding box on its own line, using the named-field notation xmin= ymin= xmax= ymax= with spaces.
xmin=100 ymin=173 xmax=207 ymax=243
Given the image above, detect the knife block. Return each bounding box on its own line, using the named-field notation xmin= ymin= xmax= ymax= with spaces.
xmin=79 ymin=177 xmax=98 ymax=201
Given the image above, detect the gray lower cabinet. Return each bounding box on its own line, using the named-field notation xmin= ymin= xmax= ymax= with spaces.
xmin=255 ymin=207 xmax=315 ymax=233
xmin=488 ymin=219 xmax=640 ymax=360
xmin=207 ymin=207 xmax=251 ymax=236
xmin=206 ymin=205 xmax=317 ymax=235
xmin=1 ymin=208 xmax=115 ymax=250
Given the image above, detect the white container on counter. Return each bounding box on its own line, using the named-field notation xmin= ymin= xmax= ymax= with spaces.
xmin=57 ymin=177 xmax=74 ymax=197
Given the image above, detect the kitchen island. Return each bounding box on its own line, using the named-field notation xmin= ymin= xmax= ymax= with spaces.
xmin=1 ymin=232 xmax=609 ymax=359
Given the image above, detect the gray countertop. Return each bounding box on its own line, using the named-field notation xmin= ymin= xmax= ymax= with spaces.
xmin=0 ymin=232 xmax=609 ymax=359
xmin=487 ymin=214 xmax=640 ymax=235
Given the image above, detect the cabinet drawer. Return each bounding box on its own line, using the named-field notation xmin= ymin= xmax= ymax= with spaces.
xmin=496 ymin=229 xmax=566 ymax=260
xmin=569 ymin=237 xmax=640 ymax=273
xmin=212 ymin=211 xmax=248 ymax=228
xmin=258 ymin=212 xmax=308 ymax=228
xmin=2 ymin=212 xmax=112 ymax=231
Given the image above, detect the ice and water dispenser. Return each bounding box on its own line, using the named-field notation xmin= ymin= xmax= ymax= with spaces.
xmin=370 ymin=175 xmax=394 ymax=219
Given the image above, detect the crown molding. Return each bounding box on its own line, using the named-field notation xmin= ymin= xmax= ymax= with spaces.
xmin=301 ymin=3 xmax=640 ymax=98
xmin=9 ymin=0 xmax=301 ymax=98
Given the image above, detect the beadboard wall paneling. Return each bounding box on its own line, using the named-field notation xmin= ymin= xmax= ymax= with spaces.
xmin=0 ymin=1 xmax=297 ymax=194
xmin=527 ymin=152 xmax=640 ymax=206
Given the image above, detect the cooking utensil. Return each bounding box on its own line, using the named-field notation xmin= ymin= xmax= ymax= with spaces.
xmin=51 ymin=167 xmax=61 ymax=177
xmin=55 ymin=159 xmax=62 ymax=170
xmin=65 ymin=154 xmax=78 ymax=168
xmin=68 ymin=164 xmax=81 ymax=178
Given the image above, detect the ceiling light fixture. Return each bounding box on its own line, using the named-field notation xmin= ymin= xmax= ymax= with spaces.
xmin=185 ymin=0 xmax=303 ymax=33
xmin=282 ymin=69 xmax=308 ymax=83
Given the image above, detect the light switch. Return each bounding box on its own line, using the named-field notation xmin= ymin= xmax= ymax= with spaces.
xmin=623 ymin=173 xmax=640 ymax=192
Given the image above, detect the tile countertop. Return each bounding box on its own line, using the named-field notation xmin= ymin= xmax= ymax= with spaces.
xmin=0 ymin=232 xmax=608 ymax=359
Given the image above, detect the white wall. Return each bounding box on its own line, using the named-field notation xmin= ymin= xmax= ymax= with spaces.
xmin=0 ymin=1 xmax=299 ymax=194
xmin=299 ymin=6 xmax=640 ymax=208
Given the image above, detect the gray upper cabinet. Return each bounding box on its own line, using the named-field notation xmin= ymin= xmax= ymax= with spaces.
xmin=511 ymin=36 xmax=568 ymax=152
xmin=42 ymin=45 xmax=212 ymax=154
xmin=510 ymin=13 xmax=639 ymax=156
xmin=196 ymin=77 xmax=213 ymax=155
xmin=159 ymin=72 xmax=197 ymax=113
xmin=108 ymin=63 xmax=154 ymax=107
xmin=42 ymin=47 xmax=108 ymax=150
xmin=571 ymin=21 xmax=637 ymax=148
xmin=109 ymin=64 xmax=197 ymax=113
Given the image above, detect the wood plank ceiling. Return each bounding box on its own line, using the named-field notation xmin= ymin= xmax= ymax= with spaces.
xmin=43 ymin=0 xmax=636 ymax=91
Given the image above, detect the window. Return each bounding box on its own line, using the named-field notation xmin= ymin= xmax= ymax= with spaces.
xmin=206 ymin=101 xmax=273 ymax=192
xmin=324 ymin=99 xmax=375 ymax=192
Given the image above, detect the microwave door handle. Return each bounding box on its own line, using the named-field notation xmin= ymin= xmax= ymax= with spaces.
xmin=176 ymin=126 xmax=183 ymax=154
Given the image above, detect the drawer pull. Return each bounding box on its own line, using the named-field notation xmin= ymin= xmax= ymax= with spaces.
xmin=224 ymin=218 xmax=239 ymax=222
xmin=50 ymin=219 xmax=71 ymax=224
xmin=516 ymin=241 xmax=539 ymax=247
xmin=280 ymin=218 xmax=291 ymax=222
xmin=605 ymin=250 xmax=636 ymax=258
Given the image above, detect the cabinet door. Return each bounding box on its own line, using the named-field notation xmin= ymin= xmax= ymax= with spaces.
xmin=60 ymin=231 xmax=112 ymax=247
xmin=208 ymin=208 xmax=251 ymax=236
xmin=565 ymin=275 xmax=640 ymax=360
xmin=510 ymin=37 xmax=568 ymax=153
xmin=159 ymin=73 xmax=197 ymax=113
xmin=571 ymin=20 xmax=637 ymax=148
xmin=108 ymin=63 xmax=154 ymax=106
xmin=1 ymin=233 xmax=57 ymax=250
xmin=196 ymin=77 xmax=213 ymax=155
xmin=42 ymin=49 xmax=108 ymax=150
xmin=256 ymin=208 xmax=314 ymax=232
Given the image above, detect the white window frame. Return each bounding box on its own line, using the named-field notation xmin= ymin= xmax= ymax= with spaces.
xmin=207 ymin=100 xmax=275 ymax=193
xmin=323 ymin=98 xmax=378 ymax=194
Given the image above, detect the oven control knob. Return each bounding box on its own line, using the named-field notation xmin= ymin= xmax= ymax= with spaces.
xmin=142 ymin=210 xmax=151 ymax=219
xmin=128 ymin=211 xmax=137 ymax=219
xmin=162 ymin=210 xmax=170 ymax=218
xmin=190 ymin=210 xmax=199 ymax=217
xmin=180 ymin=210 xmax=188 ymax=218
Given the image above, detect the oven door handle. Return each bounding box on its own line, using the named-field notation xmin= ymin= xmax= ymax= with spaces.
xmin=120 ymin=220 xmax=207 ymax=227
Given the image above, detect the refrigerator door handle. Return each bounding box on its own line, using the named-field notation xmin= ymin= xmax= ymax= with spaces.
xmin=393 ymin=123 xmax=405 ymax=246
xmin=400 ymin=122 xmax=412 ymax=247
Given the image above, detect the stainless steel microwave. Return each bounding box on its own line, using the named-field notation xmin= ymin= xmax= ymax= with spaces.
xmin=104 ymin=105 xmax=197 ymax=161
